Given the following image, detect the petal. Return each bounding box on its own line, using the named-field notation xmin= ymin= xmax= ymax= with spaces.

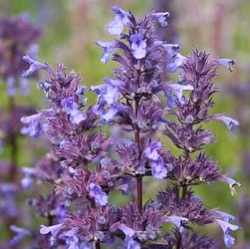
xmin=215 ymin=59 xmax=235 ymax=72
xmin=40 ymin=224 xmax=62 ymax=236
xmin=22 ymin=55 xmax=47 ymax=77
xmin=70 ymin=109 xmax=86 ymax=125
xmin=168 ymin=84 xmax=194 ymax=102
xmin=153 ymin=12 xmax=170 ymax=27
xmin=144 ymin=142 xmax=162 ymax=160
xmin=167 ymin=215 xmax=189 ymax=227
xmin=208 ymin=114 xmax=239 ymax=131
xmin=215 ymin=219 xmax=239 ymax=248
xmin=118 ymin=224 xmax=135 ymax=237
xmin=163 ymin=44 xmax=180 ymax=56
xmin=221 ymin=175 xmax=241 ymax=196
xmin=130 ymin=34 xmax=147 ymax=59
xmin=89 ymin=183 xmax=108 ymax=206
xmin=151 ymin=158 xmax=168 ymax=179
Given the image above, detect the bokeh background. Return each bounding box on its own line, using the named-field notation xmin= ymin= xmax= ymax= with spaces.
xmin=0 ymin=0 xmax=250 ymax=247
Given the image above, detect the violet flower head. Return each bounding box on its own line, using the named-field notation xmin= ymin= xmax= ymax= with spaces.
xmin=108 ymin=6 xmax=131 ymax=36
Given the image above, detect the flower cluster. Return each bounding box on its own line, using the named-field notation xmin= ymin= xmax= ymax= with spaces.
xmin=19 ymin=6 xmax=240 ymax=249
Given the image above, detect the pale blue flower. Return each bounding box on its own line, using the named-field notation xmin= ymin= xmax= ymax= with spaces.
xmin=151 ymin=158 xmax=168 ymax=179
xmin=130 ymin=34 xmax=147 ymax=59
xmin=89 ymin=183 xmax=108 ymax=206
xmin=96 ymin=41 xmax=117 ymax=63
xmin=108 ymin=6 xmax=131 ymax=36
xmin=22 ymin=55 xmax=47 ymax=77
xmin=144 ymin=142 xmax=162 ymax=160
xmin=20 ymin=113 xmax=43 ymax=138
xmin=215 ymin=58 xmax=235 ymax=72
xmin=215 ymin=219 xmax=239 ymax=248
xmin=153 ymin=12 xmax=170 ymax=27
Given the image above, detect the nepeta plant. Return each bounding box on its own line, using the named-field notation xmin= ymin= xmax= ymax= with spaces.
xmin=0 ymin=14 xmax=40 ymax=244
xmin=20 ymin=6 xmax=240 ymax=249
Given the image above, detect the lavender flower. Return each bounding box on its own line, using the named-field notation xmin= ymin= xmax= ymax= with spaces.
xmin=153 ymin=12 xmax=170 ymax=27
xmin=22 ymin=55 xmax=47 ymax=77
xmin=89 ymin=183 xmax=108 ymax=206
xmin=108 ymin=6 xmax=131 ymax=35
xmin=129 ymin=34 xmax=147 ymax=59
xmin=96 ymin=41 xmax=117 ymax=63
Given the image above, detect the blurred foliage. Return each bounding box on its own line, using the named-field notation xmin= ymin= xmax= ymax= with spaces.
xmin=0 ymin=0 xmax=250 ymax=246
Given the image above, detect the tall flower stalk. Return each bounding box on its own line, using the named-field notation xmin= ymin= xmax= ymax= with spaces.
xmin=0 ymin=14 xmax=41 ymax=244
xmin=20 ymin=6 xmax=240 ymax=249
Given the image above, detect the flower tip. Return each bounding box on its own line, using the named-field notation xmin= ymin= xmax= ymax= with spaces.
xmin=215 ymin=58 xmax=236 ymax=72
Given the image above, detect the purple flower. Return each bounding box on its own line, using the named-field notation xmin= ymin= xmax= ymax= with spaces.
xmin=96 ymin=41 xmax=117 ymax=63
xmin=208 ymin=114 xmax=239 ymax=131
xmin=22 ymin=55 xmax=47 ymax=77
xmin=167 ymin=83 xmax=194 ymax=103
xmin=151 ymin=158 xmax=168 ymax=179
xmin=89 ymin=183 xmax=108 ymax=206
xmin=40 ymin=223 xmax=63 ymax=236
xmin=214 ymin=219 xmax=239 ymax=248
xmin=144 ymin=142 xmax=162 ymax=160
xmin=108 ymin=6 xmax=131 ymax=36
xmin=61 ymin=97 xmax=86 ymax=125
xmin=167 ymin=215 xmax=189 ymax=228
xmin=20 ymin=113 xmax=43 ymax=137
xmin=101 ymin=106 xmax=119 ymax=122
xmin=163 ymin=43 xmax=180 ymax=56
xmin=69 ymin=109 xmax=86 ymax=125
xmin=91 ymin=78 xmax=122 ymax=105
xmin=76 ymin=86 xmax=86 ymax=98
xmin=129 ymin=34 xmax=147 ymax=59
xmin=9 ymin=225 xmax=31 ymax=246
xmin=123 ymin=236 xmax=141 ymax=249
xmin=221 ymin=175 xmax=241 ymax=196
xmin=64 ymin=228 xmax=79 ymax=249
xmin=61 ymin=97 xmax=78 ymax=113
xmin=166 ymin=53 xmax=187 ymax=73
xmin=215 ymin=58 xmax=235 ymax=72
xmin=153 ymin=12 xmax=170 ymax=27
xmin=118 ymin=223 xmax=136 ymax=237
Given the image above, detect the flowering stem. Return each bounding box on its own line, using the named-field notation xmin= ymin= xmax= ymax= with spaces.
xmin=95 ymin=240 xmax=101 ymax=249
xmin=136 ymin=176 xmax=143 ymax=212
xmin=8 ymin=95 xmax=18 ymax=181
xmin=135 ymin=99 xmax=143 ymax=212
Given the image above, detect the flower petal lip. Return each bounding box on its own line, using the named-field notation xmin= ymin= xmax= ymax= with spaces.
xmin=22 ymin=55 xmax=47 ymax=77
xmin=215 ymin=58 xmax=235 ymax=72
xmin=108 ymin=6 xmax=131 ymax=36
xmin=129 ymin=34 xmax=147 ymax=59
xmin=152 ymin=12 xmax=170 ymax=27
xmin=40 ymin=224 xmax=62 ymax=236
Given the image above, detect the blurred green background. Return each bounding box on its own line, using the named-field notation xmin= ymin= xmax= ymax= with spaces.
xmin=0 ymin=0 xmax=250 ymax=247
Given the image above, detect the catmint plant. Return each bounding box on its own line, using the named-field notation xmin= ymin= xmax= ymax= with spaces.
xmin=0 ymin=13 xmax=41 ymax=245
xmin=20 ymin=6 xmax=240 ymax=249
